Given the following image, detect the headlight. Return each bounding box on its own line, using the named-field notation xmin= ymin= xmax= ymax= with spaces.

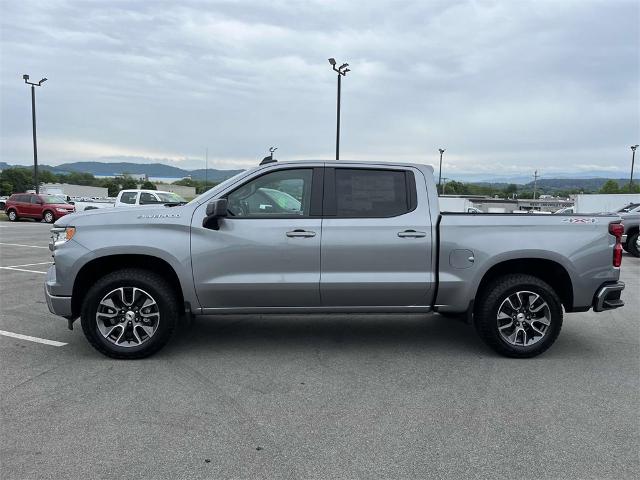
xmin=50 ymin=226 xmax=76 ymax=250
xmin=56 ymin=207 xmax=68 ymax=212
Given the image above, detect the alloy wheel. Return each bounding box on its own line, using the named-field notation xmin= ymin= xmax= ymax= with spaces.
xmin=497 ymin=290 xmax=551 ymax=347
xmin=96 ymin=287 xmax=160 ymax=347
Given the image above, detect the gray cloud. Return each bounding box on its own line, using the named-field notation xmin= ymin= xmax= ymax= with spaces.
xmin=1 ymin=0 xmax=638 ymax=175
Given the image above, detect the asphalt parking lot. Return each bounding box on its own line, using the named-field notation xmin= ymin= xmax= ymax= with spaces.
xmin=0 ymin=218 xmax=638 ymax=480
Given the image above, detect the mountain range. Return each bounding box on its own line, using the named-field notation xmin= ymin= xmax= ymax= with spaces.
xmin=0 ymin=160 xmax=632 ymax=189
xmin=0 ymin=161 xmax=242 ymax=182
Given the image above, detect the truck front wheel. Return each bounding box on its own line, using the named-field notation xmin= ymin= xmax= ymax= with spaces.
xmin=80 ymin=268 xmax=178 ymax=359
xmin=474 ymin=274 xmax=563 ymax=358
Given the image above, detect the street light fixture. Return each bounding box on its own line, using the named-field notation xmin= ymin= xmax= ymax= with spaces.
xmin=328 ymin=58 xmax=350 ymax=160
xmin=630 ymin=144 xmax=639 ymax=187
xmin=23 ymin=74 xmax=47 ymax=194
xmin=437 ymin=148 xmax=445 ymax=195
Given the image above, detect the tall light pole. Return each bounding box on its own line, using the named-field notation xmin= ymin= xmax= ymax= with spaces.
xmin=22 ymin=74 xmax=47 ymax=194
xmin=631 ymin=145 xmax=639 ymax=187
xmin=328 ymin=58 xmax=350 ymax=160
xmin=533 ymin=170 xmax=539 ymax=200
xmin=437 ymin=148 xmax=445 ymax=195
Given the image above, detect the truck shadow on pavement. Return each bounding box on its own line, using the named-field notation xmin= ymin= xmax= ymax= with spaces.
xmin=159 ymin=312 xmax=600 ymax=360
xmin=166 ymin=314 xmax=492 ymax=358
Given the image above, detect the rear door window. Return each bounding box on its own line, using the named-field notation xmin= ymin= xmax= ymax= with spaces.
xmin=330 ymin=168 xmax=413 ymax=218
xmin=119 ymin=192 xmax=138 ymax=204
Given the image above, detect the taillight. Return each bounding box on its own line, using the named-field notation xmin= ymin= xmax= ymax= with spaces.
xmin=609 ymin=222 xmax=624 ymax=267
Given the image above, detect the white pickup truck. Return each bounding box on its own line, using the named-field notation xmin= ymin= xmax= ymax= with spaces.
xmin=114 ymin=189 xmax=187 ymax=207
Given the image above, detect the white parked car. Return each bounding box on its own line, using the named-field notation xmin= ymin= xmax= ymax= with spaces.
xmin=114 ymin=189 xmax=187 ymax=207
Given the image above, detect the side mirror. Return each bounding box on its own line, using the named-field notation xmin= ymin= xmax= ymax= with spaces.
xmin=203 ymin=198 xmax=228 ymax=229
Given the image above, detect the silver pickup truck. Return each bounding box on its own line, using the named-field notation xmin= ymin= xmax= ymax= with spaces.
xmin=44 ymin=160 xmax=626 ymax=359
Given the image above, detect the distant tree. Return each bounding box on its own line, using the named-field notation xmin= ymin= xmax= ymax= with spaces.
xmin=38 ymin=169 xmax=58 ymax=184
xmin=0 ymin=167 xmax=32 ymax=193
xmin=599 ymin=180 xmax=620 ymax=194
xmin=118 ymin=175 xmax=138 ymax=190
xmin=504 ymin=184 xmax=518 ymax=197
xmin=141 ymin=181 xmax=157 ymax=190
xmin=100 ymin=180 xmax=120 ymax=197
xmin=620 ymin=183 xmax=640 ymax=194
xmin=0 ymin=181 xmax=13 ymax=196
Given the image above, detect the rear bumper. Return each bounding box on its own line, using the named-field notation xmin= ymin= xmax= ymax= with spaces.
xmin=593 ymin=281 xmax=625 ymax=312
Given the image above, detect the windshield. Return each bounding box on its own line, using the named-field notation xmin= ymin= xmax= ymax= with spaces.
xmin=42 ymin=195 xmax=68 ymax=204
xmin=617 ymin=203 xmax=640 ymax=213
xmin=156 ymin=192 xmax=186 ymax=203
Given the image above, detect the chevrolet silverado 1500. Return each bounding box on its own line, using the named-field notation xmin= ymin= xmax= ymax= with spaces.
xmin=45 ymin=160 xmax=626 ymax=359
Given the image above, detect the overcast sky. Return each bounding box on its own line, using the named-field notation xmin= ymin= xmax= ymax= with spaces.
xmin=1 ymin=0 xmax=638 ymax=176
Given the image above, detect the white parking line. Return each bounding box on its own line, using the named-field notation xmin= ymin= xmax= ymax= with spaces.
xmin=0 ymin=242 xmax=49 ymax=249
xmin=0 ymin=266 xmax=48 ymax=274
xmin=4 ymin=262 xmax=53 ymax=268
xmin=0 ymin=329 xmax=67 ymax=347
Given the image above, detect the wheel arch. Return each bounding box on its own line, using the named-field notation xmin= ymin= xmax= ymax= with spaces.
xmin=71 ymin=254 xmax=185 ymax=318
xmin=475 ymin=258 xmax=574 ymax=312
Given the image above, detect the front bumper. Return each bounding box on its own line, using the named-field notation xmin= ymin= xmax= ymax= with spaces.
xmin=593 ymin=281 xmax=625 ymax=312
xmin=44 ymin=265 xmax=73 ymax=317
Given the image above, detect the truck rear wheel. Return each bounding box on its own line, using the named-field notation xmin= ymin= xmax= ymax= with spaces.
xmin=7 ymin=209 xmax=18 ymax=221
xmin=80 ymin=268 xmax=178 ymax=359
xmin=474 ymin=274 xmax=563 ymax=358
xmin=626 ymin=232 xmax=640 ymax=257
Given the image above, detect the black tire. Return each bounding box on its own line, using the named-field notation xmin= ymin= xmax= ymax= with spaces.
xmin=474 ymin=274 xmax=563 ymax=358
xmin=81 ymin=268 xmax=179 ymax=359
xmin=626 ymin=232 xmax=640 ymax=258
xmin=43 ymin=210 xmax=55 ymax=223
xmin=7 ymin=209 xmax=18 ymax=221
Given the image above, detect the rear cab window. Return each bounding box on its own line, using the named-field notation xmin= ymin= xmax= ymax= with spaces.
xmin=324 ymin=168 xmax=417 ymax=218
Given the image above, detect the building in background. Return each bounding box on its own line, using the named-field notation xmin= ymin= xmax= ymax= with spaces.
xmin=42 ymin=183 xmax=109 ymax=198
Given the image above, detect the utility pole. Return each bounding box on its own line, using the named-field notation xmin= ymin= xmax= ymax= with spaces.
xmin=437 ymin=148 xmax=445 ymax=195
xmin=533 ymin=170 xmax=539 ymax=200
xmin=22 ymin=74 xmax=47 ymax=194
xmin=328 ymin=58 xmax=350 ymax=160
xmin=205 ymin=148 xmax=208 ymax=189
xmin=631 ymin=145 xmax=639 ymax=187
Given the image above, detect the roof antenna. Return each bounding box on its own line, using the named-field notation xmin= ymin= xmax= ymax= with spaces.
xmin=260 ymin=146 xmax=278 ymax=165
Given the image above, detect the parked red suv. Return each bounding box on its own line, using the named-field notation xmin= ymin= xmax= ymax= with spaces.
xmin=4 ymin=193 xmax=75 ymax=223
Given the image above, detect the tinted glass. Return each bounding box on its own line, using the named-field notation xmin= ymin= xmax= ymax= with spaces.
xmin=120 ymin=192 xmax=137 ymax=204
xmin=17 ymin=194 xmax=30 ymax=203
xmin=139 ymin=192 xmax=160 ymax=204
xmin=156 ymin=192 xmax=185 ymax=203
xmin=335 ymin=169 xmax=409 ymax=217
xmin=41 ymin=195 xmax=68 ymax=204
xmin=30 ymin=195 xmax=40 ymax=204
xmin=227 ymin=169 xmax=312 ymax=217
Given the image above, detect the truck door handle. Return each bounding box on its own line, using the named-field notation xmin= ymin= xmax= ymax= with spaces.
xmin=286 ymin=229 xmax=316 ymax=238
xmin=397 ymin=230 xmax=426 ymax=238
